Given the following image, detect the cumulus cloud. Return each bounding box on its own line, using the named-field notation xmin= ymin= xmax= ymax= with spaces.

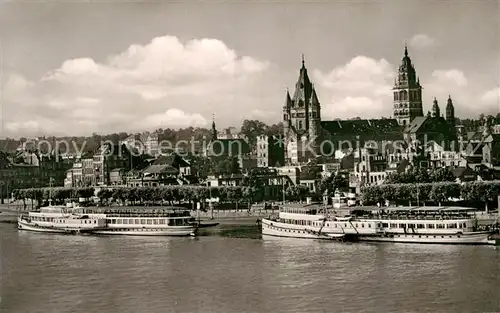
xmin=3 ymin=35 xmax=271 ymax=136
xmin=327 ymin=97 xmax=388 ymax=119
xmin=250 ymin=109 xmax=278 ymax=120
xmin=422 ymin=69 xmax=470 ymax=115
xmin=431 ymin=69 xmax=468 ymax=87
xmin=409 ymin=34 xmax=436 ymax=49
xmin=142 ymin=109 xmax=207 ymax=129
xmin=478 ymin=87 xmax=500 ymax=114
xmin=481 ymin=87 xmax=500 ymax=104
xmin=313 ymin=56 xmax=395 ymax=119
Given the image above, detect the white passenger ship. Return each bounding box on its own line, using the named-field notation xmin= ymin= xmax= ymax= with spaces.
xmin=75 ymin=207 xmax=198 ymax=237
xmin=18 ymin=206 xmax=108 ymax=234
xmin=352 ymin=207 xmax=496 ymax=245
xmin=261 ymin=202 xmax=496 ymax=245
xmin=261 ymin=202 xmax=379 ymax=240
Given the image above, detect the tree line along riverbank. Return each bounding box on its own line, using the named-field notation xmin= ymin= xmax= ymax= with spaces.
xmin=7 ymin=180 xmax=500 ymax=210
xmin=361 ymin=180 xmax=500 ymax=210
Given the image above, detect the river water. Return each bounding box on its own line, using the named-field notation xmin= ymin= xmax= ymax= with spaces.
xmin=1 ymin=224 xmax=499 ymax=313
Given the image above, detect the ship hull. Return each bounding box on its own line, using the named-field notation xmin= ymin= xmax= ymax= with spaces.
xmin=261 ymin=218 xmax=345 ymax=240
xmin=17 ymin=219 xmax=98 ymax=234
xmin=90 ymin=227 xmax=197 ymax=236
xmin=357 ymin=232 xmax=492 ymax=245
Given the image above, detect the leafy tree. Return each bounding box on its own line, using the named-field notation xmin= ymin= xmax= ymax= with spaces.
xmin=240 ymin=119 xmax=268 ymax=148
xmin=264 ymin=122 xmax=284 ymax=137
xmin=429 ymin=167 xmax=455 ymax=182
xmin=214 ymin=157 xmax=240 ymax=176
xmin=318 ymin=172 xmax=348 ymax=197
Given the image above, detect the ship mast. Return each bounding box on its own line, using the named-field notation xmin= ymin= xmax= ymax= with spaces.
xmin=49 ymin=177 xmax=54 ymax=207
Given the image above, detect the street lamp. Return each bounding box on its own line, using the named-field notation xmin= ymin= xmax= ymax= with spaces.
xmin=0 ymin=181 xmax=4 ymax=204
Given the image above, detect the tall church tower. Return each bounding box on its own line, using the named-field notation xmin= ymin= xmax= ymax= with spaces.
xmin=211 ymin=113 xmax=217 ymax=141
xmin=445 ymin=95 xmax=455 ymax=127
xmin=283 ymin=56 xmax=322 ymax=164
xmin=393 ymin=44 xmax=424 ymax=126
xmin=431 ymin=98 xmax=440 ymax=117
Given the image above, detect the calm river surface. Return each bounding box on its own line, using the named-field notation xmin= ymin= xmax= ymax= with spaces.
xmin=1 ymin=224 xmax=499 ymax=313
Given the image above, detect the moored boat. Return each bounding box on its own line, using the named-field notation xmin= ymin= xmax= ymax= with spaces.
xmin=350 ymin=206 xmax=496 ymax=245
xmin=74 ymin=207 xmax=198 ymax=236
xmin=17 ymin=206 xmax=108 ymax=234
xmin=261 ymin=203 xmax=379 ymax=241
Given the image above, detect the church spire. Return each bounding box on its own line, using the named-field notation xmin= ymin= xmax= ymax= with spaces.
xmin=292 ymin=54 xmax=312 ymax=104
xmin=211 ymin=113 xmax=217 ymax=140
xmin=432 ymin=97 xmax=440 ymax=118
xmin=446 ymin=95 xmax=455 ymax=126
xmin=310 ymin=84 xmax=319 ymax=105
xmin=404 ymin=41 xmax=408 ymax=57
xmin=284 ymin=87 xmax=292 ymax=108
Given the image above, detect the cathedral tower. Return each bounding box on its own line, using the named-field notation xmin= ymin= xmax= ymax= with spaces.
xmin=283 ymin=56 xmax=322 ymax=164
xmin=393 ymin=45 xmax=424 ymax=126
xmin=211 ymin=113 xmax=217 ymax=141
xmin=445 ymin=95 xmax=455 ymax=127
xmin=431 ymin=98 xmax=440 ymax=118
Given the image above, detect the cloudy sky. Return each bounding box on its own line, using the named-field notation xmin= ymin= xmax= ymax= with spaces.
xmin=1 ymin=0 xmax=499 ymax=137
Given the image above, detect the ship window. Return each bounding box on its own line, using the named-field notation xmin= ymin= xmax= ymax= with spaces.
xmin=390 ymin=224 xmax=397 ymax=228
xmin=417 ymin=224 xmax=425 ymax=229
xmin=427 ymin=224 xmax=435 ymax=229
xmin=368 ymin=224 xmax=371 ymax=228
xmin=153 ymin=219 xmax=158 ymax=225
xmin=355 ymin=223 xmax=358 ymax=228
xmin=112 ymin=219 xmax=116 ymax=224
xmin=140 ymin=219 xmax=146 ymax=224
xmin=399 ymin=224 xmax=405 ymax=228
xmin=135 ymin=219 xmax=140 ymax=224
xmin=117 ymin=219 xmax=122 ymax=224
xmin=147 ymin=219 xmax=153 ymax=225
xmin=382 ymin=223 xmax=389 ymax=228
xmin=361 ymin=224 xmax=364 ymax=228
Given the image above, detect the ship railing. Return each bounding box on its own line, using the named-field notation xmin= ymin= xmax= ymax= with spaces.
xmin=365 ymin=214 xmax=472 ymax=221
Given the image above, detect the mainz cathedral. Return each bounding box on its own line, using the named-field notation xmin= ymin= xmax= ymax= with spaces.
xmin=282 ymin=45 xmax=456 ymax=165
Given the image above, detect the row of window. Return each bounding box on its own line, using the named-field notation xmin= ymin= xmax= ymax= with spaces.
xmin=108 ymin=218 xmax=189 ymax=226
xmin=281 ymin=208 xmax=317 ymax=214
xmin=393 ymin=90 xmax=420 ymax=101
xmin=279 ymin=219 xmax=468 ymax=230
xmin=382 ymin=222 xmax=467 ymax=229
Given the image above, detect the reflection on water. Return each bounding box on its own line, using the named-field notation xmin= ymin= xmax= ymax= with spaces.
xmin=1 ymin=224 xmax=499 ymax=313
